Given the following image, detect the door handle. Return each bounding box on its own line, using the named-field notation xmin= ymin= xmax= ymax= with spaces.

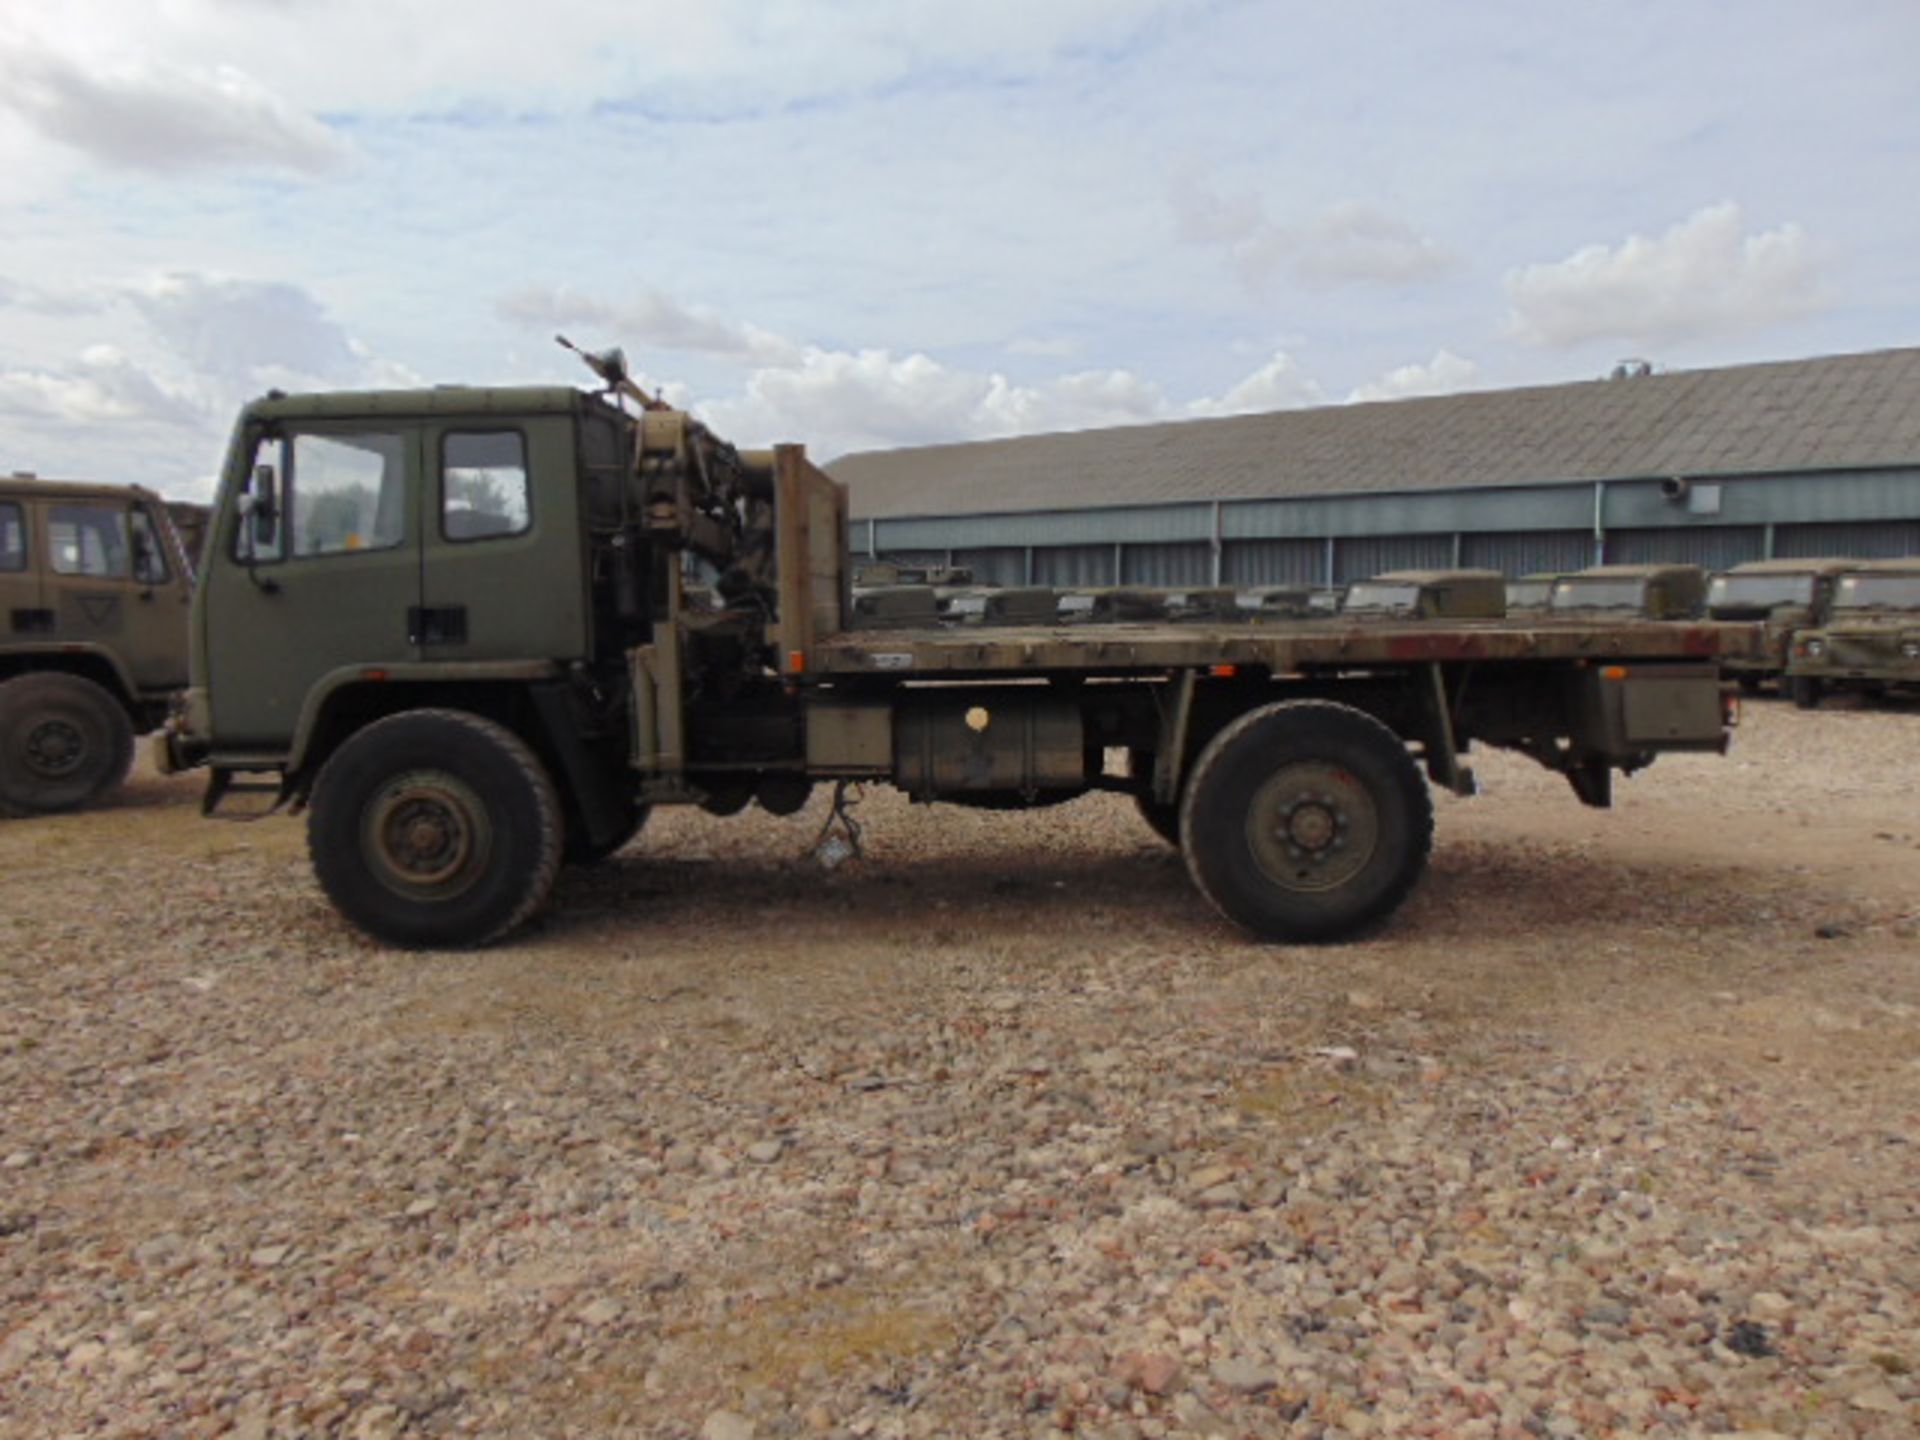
xmin=407 ymin=606 xmax=468 ymax=645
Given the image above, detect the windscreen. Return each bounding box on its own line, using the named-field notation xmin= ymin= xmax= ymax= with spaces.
xmin=1342 ymin=581 xmax=1422 ymax=612
xmin=1833 ymin=573 xmax=1920 ymax=610
xmin=1506 ymin=580 xmax=1553 ymax=607
xmin=1708 ymin=574 xmax=1814 ymax=608
xmin=1550 ymin=578 xmax=1646 ymax=610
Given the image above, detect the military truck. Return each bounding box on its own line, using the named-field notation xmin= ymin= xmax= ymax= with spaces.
xmin=1341 ymin=570 xmax=1507 ymax=621
xmin=1783 ymin=558 xmax=1920 ymax=708
xmin=156 ymin=348 xmax=1756 ymax=950
xmin=1706 ymin=557 xmax=1854 ymax=693
xmin=1 ymin=476 xmax=194 ymax=815
xmin=1547 ymin=563 xmax=1708 ymax=621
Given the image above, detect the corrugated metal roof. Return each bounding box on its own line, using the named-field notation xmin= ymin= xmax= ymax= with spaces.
xmin=828 ymin=347 xmax=1920 ymax=521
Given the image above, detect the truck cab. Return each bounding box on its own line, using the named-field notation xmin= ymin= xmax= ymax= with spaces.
xmin=1784 ymin=559 xmax=1920 ymax=708
xmin=0 ymin=476 xmax=193 ymax=815
xmin=1548 ymin=564 xmax=1707 ymax=621
xmin=1707 ymin=557 xmax=1851 ymax=692
xmin=1341 ymin=569 xmax=1507 ymax=621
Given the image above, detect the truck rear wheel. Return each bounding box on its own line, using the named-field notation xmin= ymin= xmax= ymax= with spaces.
xmin=0 ymin=672 xmax=135 ymax=817
xmin=1181 ymin=699 xmax=1432 ymax=943
xmin=308 ymin=709 xmax=563 ymax=948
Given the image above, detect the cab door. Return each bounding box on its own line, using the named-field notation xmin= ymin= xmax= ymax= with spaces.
xmin=202 ymin=424 xmax=423 ymax=750
xmin=40 ymin=498 xmax=138 ymax=665
xmin=117 ymin=501 xmax=193 ymax=692
xmin=0 ymin=495 xmax=40 ymax=641
xmin=415 ymin=415 xmax=587 ymax=662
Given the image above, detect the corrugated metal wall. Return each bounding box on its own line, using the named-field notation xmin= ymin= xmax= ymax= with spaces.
xmin=1121 ymin=542 xmax=1213 ymax=586
xmin=1460 ymin=529 xmax=1594 ymax=577
xmin=1605 ymin=526 xmax=1766 ymax=568
xmin=867 ymin=548 xmax=950 ymax=569
xmin=951 ymin=547 xmax=1027 ymax=586
xmin=1031 ymin=545 xmax=1116 ymax=586
xmin=1333 ymin=532 xmax=1454 ymax=583
xmin=1773 ymin=520 xmax=1920 ymax=558
xmin=1222 ymin=538 xmax=1323 ymax=585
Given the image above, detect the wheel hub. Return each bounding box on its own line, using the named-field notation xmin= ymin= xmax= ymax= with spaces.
xmin=1246 ymin=762 xmax=1380 ymax=892
xmin=363 ymin=773 xmax=491 ymax=897
xmin=24 ymin=719 xmax=86 ymax=779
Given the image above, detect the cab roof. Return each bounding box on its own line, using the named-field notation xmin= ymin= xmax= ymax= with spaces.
xmin=1362 ymin=568 xmax=1505 ymax=586
xmin=1721 ymin=557 xmax=1858 ymax=575
xmin=0 ymin=476 xmax=165 ymax=505
xmin=1566 ymin=563 xmax=1705 ymax=580
xmin=240 ymin=384 xmax=611 ymax=423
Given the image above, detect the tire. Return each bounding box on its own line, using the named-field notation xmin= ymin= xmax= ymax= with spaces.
xmin=565 ymin=805 xmax=650 ymax=866
xmin=0 ymin=672 xmax=135 ymax=817
xmin=1790 ymin=675 xmax=1823 ymax=710
xmin=1735 ymin=674 xmax=1763 ymax=696
xmin=1129 ymin=748 xmax=1180 ymax=847
xmin=1181 ymin=699 xmax=1432 ymax=943
xmin=307 ymin=709 xmax=563 ymax=948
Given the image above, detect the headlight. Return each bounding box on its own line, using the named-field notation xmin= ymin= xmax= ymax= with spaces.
xmin=1902 ymin=641 xmax=1920 ymax=659
xmin=1803 ymin=639 xmax=1825 ymax=657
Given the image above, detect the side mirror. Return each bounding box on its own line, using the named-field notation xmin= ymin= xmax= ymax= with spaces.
xmin=249 ymin=463 xmax=279 ymax=546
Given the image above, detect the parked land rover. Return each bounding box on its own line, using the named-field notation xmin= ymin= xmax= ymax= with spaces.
xmin=1547 ymin=564 xmax=1708 ymax=621
xmin=1706 ymin=557 xmax=1852 ymax=693
xmin=1784 ymin=559 xmax=1920 ymax=708
xmin=0 ymin=477 xmax=193 ymax=814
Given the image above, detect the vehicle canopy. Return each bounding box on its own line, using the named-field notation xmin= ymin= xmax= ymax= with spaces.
xmin=1550 ymin=563 xmax=1707 ymax=619
xmin=1343 ymin=569 xmax=1507 ymax=620
xmin=1708 ymin=557 xmax=1855 ymax=615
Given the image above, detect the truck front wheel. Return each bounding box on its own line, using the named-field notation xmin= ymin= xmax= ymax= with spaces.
xmin=308 ymin=709 xmax=563 ymax=948
xmin=0 ymin=672 xmax=135 ymax=817
xmin=1181 ymin=699 xmax=1432 ymax=943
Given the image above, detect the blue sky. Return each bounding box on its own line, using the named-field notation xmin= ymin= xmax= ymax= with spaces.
xmin=2 ymin=0 xmax=1917 ymax=499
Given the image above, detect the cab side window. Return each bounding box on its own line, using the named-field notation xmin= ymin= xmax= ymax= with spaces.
xmin=292 ymin=433 xmax=408 ymax=556
xmin=130 ymin=508 xmax=171 ymax=586
xmin=0 ymin=501 xmax=24 ymax=572
xmin=441 ymin=432 xmax=530 ymax=541
xmin=48 ymin=505 xmax=130 ymax=578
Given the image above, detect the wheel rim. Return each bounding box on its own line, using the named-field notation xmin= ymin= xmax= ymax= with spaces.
xmin=23 ymin=718 xmax=87 ymax=780
xmin=1244 ymin=760 xmax=1381 ymax=893
xmin=362 ymin=771 xmax=492 ymax=900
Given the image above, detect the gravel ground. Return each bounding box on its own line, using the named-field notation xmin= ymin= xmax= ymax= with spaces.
xmin=2 ymin=698 xmax=1917 ymax=1439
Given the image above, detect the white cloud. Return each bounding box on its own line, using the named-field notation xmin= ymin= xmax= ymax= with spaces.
xmin=1173 ymin=179 xmax=1456 ymax=290
xmin=0 ymin=42 xmax=350 ymax=175
xmin=129 ymin=273 xmax=370 ymax=389
xmin=1347 ymin=350 xmax=1480 ymax=403
xmin=1186 ymin=352 xmax=1325 ymax=417
xmin=0 ymin=345 xmax=205 ymax=428
xmin=1504 ymin=202 xmax=1824 ymax=349
xmin=498 ymin=286 xmax=802 ymax=367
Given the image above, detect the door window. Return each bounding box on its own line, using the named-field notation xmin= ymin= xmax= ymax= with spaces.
xmin=0 ymin=502 xmax=23 ymax=571
xmin=441 ymin=431 xmax=531 ymax=541
xmin=48 ymin=505 xmax=130 ymax=578
xmin=130 ymin=507 xmax=172 ymax=585
xmin=292 ymin=433 xmax=409 ymax=556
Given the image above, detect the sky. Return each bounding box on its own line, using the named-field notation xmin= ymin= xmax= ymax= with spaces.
xmin=2 ymin=0 xmax=1917 ymax=502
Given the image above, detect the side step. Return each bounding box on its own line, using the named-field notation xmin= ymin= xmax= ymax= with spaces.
xmin=202 ymin=767 xmax=293 ymax=821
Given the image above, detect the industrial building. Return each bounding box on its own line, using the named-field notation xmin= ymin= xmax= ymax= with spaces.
xmin=826 ymin=347 xmax=1920 ymax=588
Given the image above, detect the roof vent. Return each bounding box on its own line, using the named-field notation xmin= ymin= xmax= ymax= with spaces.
xmin=10 ymin=470 xmax=36 ymax=480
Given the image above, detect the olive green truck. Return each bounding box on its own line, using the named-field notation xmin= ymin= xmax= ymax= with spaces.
xmin=156 ymin=354 xmax=1757 ymax=949
xmin=2 ymin=477 xmax=194 ymax=815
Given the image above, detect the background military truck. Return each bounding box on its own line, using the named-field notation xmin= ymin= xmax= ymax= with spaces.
xmin=1547 ymin=563 xmax=1708 ymax=621
xmin=159 ymin=348 xmax=1754 ymax=950
xmin=1707 ymin=557 xmax=1853 ymax=693
xmin=1341 ymin=569 xmax=1507 ymax=621
xmin=1784 ymin=558 xmax=1920 ymax=708
xmin=1 ymin=476 xmax=194 ymax=815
